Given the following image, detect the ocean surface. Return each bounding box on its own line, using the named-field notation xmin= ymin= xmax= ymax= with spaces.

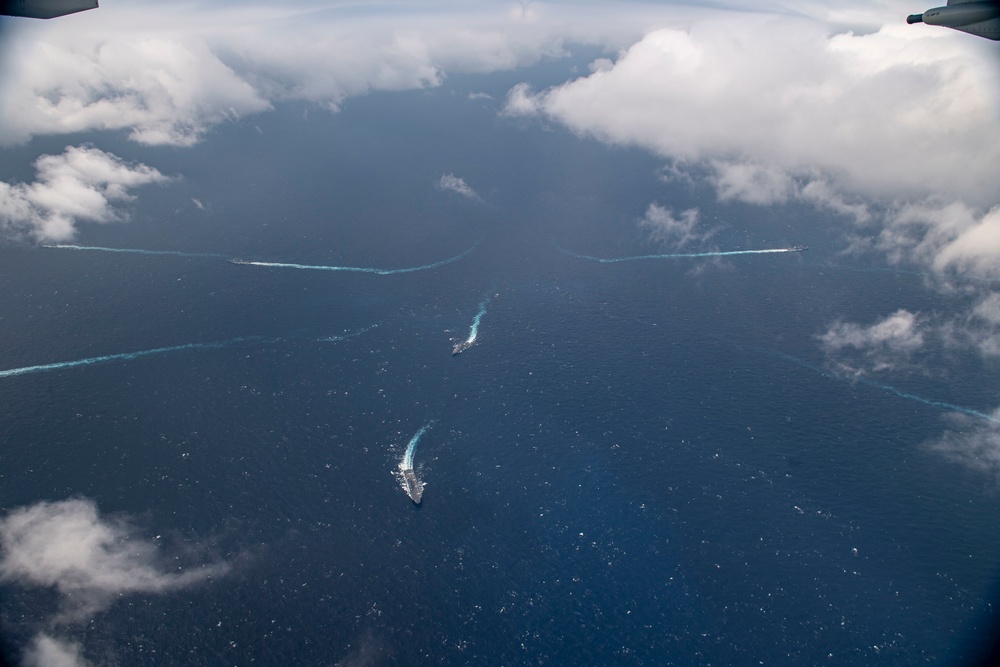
xmin=1 ymin=59 xmax=999 ymax=666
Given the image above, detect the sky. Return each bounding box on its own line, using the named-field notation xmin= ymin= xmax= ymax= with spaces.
xmin=1 ymin=1 xmax=999 ymax=664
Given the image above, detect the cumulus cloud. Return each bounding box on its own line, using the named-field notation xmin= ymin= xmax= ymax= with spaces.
xmin=853 ymin=204 xmax=1000 ymax=359
xmin=21 ymin=634 xmax=90 ymax=667
xmin=4 ymin=1 xmax=997 ymax=226
xmin=870 ymin=202 xmax=1000 ymax=282
xmin=0 ymin=497 xmax=229 ymax=621
xmin=933 ymin=209 xmax=1000 ymax=278
xmin=0 ymin=145 xmax=168 ymax=242
xmin=820 ymin=289 xmax=1000 ymax=375
xmin=709 ymin=161 xmax=795 ymax=206
xmin=437 ymin=173 xmax=480 ymax=200
xmin=637 ymin=203 xmax=712 ymax=249
xmin=817 ymin=307 xmax=1000 ymax=479
xmin=818 ymin=309 xmax=924 ymax=374
xmin=504 ymin=19 xmax=999 ymax=210
xmin=8 ymin=35 xmax=268 ymax=146
xmin=704 ymin=162 xmax=872 ymax=222
xmin=502 ymin=81 xmax=541 ymax=116
xmin=940 ymin=292 xmax=1000 ymax=358
xmin=925 ymin=410 xmax=1000 ymax=482
xmin=0 ymin=0 xmax=677 ymax=147
xmin=497 ymin=5 xmax=1000 ymax=375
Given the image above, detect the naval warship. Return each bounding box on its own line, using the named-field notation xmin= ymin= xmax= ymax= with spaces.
xmin=401 ymin=468 xmax=423 ymax=504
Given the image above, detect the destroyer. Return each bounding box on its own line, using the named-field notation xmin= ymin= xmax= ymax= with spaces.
xmin=452 ymin=340 xmax=473 ymax=355
xmin=401 ymin=468 xmax=423 ymax=504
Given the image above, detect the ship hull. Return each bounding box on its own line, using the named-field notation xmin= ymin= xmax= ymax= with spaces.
xmin=402 ymin=468 xmax=422 ymax=504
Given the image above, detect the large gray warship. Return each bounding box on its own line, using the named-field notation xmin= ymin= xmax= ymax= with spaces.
xmin=401 ymin=468 xmax=423 ymax=504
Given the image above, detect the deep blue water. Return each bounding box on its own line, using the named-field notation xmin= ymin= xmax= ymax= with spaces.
xmin=2 ymin=62 xmax=999 ymax=666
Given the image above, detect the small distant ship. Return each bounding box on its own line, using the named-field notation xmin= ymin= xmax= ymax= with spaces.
xmin=401 ymin=468 xmax=423 ymax=504
xmin=229 ymin=258 xmax=252 ymax=265
xmin=452 ymin=340 xmax=472 ymax=356
xmin=790 ymin=245 xmax=808 ymax=252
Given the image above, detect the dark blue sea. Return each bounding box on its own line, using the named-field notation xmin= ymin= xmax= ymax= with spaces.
xmin=2 ymin=59 xmax=998 ymax=666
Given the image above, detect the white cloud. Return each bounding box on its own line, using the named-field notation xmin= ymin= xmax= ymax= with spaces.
xmin=931 ymin=206 xmax=1000 ymax=279
xmin=637 ymin=203 xmax=711 ymax=249
xmin=818 ymin=309 xmax=924 ymax=374
xmin=817 ymin=307 xmax=1000 ymax=478
xmin=858 ymin=202 xmax=1000 ymax=293
xmin=820 ymin=309 xmax=924 ymax=353
xmin=507 ymin=18 xmax=999 ymax=209
xmin=0 ymin=0 xmax=678 ymax=147
xmin=819 ymin=288 xmax=1000 ymax=373
xmin=925 ymin=409 xmax=1000 ymax=481
xmin=21 ymin=634 xmax=91 ymax=667
xmin=0 ymin=497 xmax=229 ymax=621
xmin=437 ymin=173 xmax=480 ymax=200
xmin=798 ymin=179 xmax=870 ymax=223
xmin=4 ymin=0 xmax=996 ymax=218
xmin=2 ymin=32 xmax=269 ymax=146
xmin=497 ymin=6 xmax=1000 ymax=371
xmin=502 ymin=81 xmax=541 ymax=116
xmin=940 ymin=292 xmax=1000 ymax=358
xmin=972 ymin=292 xmax=1000 ymax=326
xmin=705 ymin=161 xmax=873 ymax=221
xmin=0 ymin=145 xmax=167 ymax=242
xmin=709 ymin=161 xmax=795 ymax=206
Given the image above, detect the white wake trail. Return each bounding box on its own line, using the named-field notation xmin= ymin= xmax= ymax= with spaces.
xmin=398 ymin=421 xmax=434 ymax=505
xmin=453 ymin=293 xmax=492 ymax=355
xmin=558 ymin=245 xmax=807 ymax=263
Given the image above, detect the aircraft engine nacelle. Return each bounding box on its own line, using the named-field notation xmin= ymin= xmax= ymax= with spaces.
xmin=0 ymin=0 xmax=98 ymax=19
xmin=907 ymin=1 xmax=1000 ymax=39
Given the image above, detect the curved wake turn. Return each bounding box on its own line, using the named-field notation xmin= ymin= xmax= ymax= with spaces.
xmin=558 ymin=245 xmax=807 ymax=263
xmin=232 ymin=240 xmax=480 ymax=275
xmin=453 ymin=294 xmax=492 ymax=355
xmin=44 ymin=240 xmax=481 ymax=276
xmin=0 ymin=336 xmax=272 ymax=379
xmin=399 ymin=422 xmax=434 ymax=504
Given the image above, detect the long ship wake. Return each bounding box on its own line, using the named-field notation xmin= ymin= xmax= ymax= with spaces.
xmin=232 ymin=240 xmax=480 ymax=275
xmin=558 ymin=245 xmax=807 ymax=263
xmin=318 ymin=324 xmax=378 ymax=343
xmin=43 ymin=244 xmax=227 ymax=259
xmin=399 ymin=421 xmax=434 ymax=504
xmin=452 ymin=294 xmax=492 ymax=355
xmin=0 ymin=336 xmax=272 ymax=379
xmin=45 ymin=240 xmax=480 ymax=276
xmin=754 ymin=346 xmax=1000 ymax=425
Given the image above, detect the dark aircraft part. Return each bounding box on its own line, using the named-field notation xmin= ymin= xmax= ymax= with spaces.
xmin=922 ymin=2 xmax=1000 ymax=26
xmin=0 ymin=0 xmax=98 ymax=19
xmin=907 ymin=1 xmax=1000 ymax=40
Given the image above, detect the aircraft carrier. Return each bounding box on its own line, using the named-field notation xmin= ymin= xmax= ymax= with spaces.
xmin=402 ymin=468 xmax=423 ymax=504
